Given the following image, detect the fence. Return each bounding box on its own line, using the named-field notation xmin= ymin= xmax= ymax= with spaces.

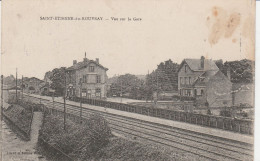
xmin=22 ymin=94 xmax=253 ymax=135
xmin=70 ymin=96 xmax=253 ymax=135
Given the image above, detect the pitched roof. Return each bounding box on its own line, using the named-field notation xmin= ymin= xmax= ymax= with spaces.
xmin=180 ymin=59 xmax=219 ymax=72
xmin=67 ymin=60 xmax=108 ymax=71
xmin=194 ymin=71 xmax=230 ymax=86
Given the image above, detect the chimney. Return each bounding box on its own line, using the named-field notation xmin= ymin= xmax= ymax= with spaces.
xmin=201 ymin=56 xmax=205 ymax=69
xmin=83 ymin=52 xmax=88 ymax=62
xmin=96 ymin=58 xmax=99 ymax=64
xmin=227 ymin=67 xmax=231 ymax=80
xmin=73 ymin=60 xmax=77 ymax=65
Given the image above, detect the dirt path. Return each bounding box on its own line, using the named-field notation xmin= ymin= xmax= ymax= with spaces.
xmin=1 ymin=112 xmax=46 ymax=161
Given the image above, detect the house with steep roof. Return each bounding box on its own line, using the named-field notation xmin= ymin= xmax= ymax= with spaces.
xmin=66 ymin=55 xmax=108 ymax=99
xmin=178 ymin=56 xmax=232 ymax=108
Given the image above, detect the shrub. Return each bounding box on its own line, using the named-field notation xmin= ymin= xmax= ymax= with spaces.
xmin=219 ymin=109 xmax=232 ymax=117
xmin=40 ymin=113 xmax=111 ymax=160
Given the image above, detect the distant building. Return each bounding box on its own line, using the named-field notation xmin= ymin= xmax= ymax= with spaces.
xmin=66 ymin=55 xmax=108 ymax=99
xmin=178 ymin=56 xmax=232 ymax=108
xmin=23 ymin=77 xmax=44 ymax=94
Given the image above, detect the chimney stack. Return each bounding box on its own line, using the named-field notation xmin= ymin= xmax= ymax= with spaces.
xmin=96 ymin=58 xmax=99 ymax=64
xmin=227 ymin=67 xmax=231 ymax=80
xmin=201 ymin=56 xmax=205 ymax=69
xmin=83 ymin=52 xmax=89 ymax=62
xmin=73 ymin=60 xmax=77 ymax=65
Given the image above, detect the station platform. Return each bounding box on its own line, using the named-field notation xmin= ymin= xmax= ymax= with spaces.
xmin=27 ymin=94 xmax=254 ymax=145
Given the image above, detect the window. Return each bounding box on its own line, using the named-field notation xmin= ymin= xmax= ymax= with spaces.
xmin=96 ymin=75 xmax=101 ymax=83
xmin=187 ymin=89 xmax=191 ymax=96
xmin=185 ymin=90 xmax=188 ymax=96
xmin=194 ymin=89 xmax=197 ymax=96
xmin=201 ymin=89 xmax=204 ymax=95
xmin=185 ymin=77 xmax=188 ymax=85
xmin=96 ymin=88 xmax=101 ymax=97
xmin=185 ymin=65 xmax=188 ymax=72
xmin=180 ymin=77 xmax=183 ymax=84
xmin=189 ymin=77 xmax=191 ymax=85
xmin=83 ymin=75 xmax=88 ymax=83
xmin=82 ymin=88 xmax=87 ymax=97
xmin=89 ymin=66 xmax=95 ymax=72
xmin=68 ymin=75 xmax=72 ymax=83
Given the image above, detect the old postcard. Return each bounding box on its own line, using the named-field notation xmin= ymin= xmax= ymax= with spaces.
xmin=1 ymin=0 xmax=255 ymax=160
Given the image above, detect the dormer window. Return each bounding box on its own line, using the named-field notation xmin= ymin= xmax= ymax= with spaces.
xmin=89 ymin=66 xmax=95 ymax=72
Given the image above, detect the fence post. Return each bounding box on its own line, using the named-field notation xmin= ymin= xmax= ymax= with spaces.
xmin=230 ymin=119 xmax=232 ymax=131
xmin=248 ymin=122 xmax=251 ymax=134
xmin=238 ymin=123 xmax=240 ymax=133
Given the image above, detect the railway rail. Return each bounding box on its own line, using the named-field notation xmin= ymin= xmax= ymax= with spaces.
xmin=24 ymin=95 xmax=253 ymax=161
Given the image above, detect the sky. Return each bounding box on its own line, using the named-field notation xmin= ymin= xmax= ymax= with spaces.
xmin=1 ymin=0 xmax=255 ymax=79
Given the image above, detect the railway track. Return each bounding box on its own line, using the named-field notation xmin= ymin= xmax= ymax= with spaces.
xmin=24 ymin=95 xmax=254 ymax=161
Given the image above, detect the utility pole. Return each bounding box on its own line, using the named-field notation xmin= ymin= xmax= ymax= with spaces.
xmin=16 ymin=68 xmax=18 ymax=102
xmin=120 ymin=78 xmax=122 ymax=103
xmin=155 ymin=69 xmax=159 ymax=105
xmin=63 ymin=71 xmax=67 ymax=130
xmin=146 ymin=70 xmax=149 ymax=103
xmin=1 ymin=75 xmax=4 ymax=121
xmin=52 ymin=92 xmax=54 ymax=114
xmin=80 ymin=78 xmax=83 ymax=124
xmin=21 ymin=75 xmax=23 ymax=101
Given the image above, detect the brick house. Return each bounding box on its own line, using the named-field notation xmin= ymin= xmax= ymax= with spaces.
xmin=178 ymin=56 xmax=232 ymax=107
xmin=66 ymin=56 xmax=108 ymax=99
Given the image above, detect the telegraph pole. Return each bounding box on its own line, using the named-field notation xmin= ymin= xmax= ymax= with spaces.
xmin=63 ymin=71 xmax=67 ymax=130
xmin=1 ymin=75 xmax=4 ymax=121
xmin=155 ymin=69 xmax=159 ymax=105
xmin=21 ymin=75 xmax=23 ymax=101
xmin=80 ymin=78 xmax=83 ymax=124
xmin=120 ymin=78 xmax=122 ymax=103
xmin=16 ymin=68 xmax=18 ymax=102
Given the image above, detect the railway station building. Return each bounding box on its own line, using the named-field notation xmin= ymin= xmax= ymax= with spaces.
xmin=66 ymin=55 xmax=108 ymax=99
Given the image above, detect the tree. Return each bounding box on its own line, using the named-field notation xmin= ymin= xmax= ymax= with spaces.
xmin=215 ymin=59 xmax=223 ymax=70
xmin=29 ymin=86 xmax=35 ymax=90
xmin=107 ymin=74 xmax=145 ymax=99
xmin=49 ymin=67 xmax=66 ymax=96
xmin=219 ymin=59 xmax=254 ymax=83
xmin=145 ymin=59 xmax=180 ymax=96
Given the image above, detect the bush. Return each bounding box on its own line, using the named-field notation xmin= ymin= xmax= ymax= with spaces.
xmin=4 ymin=104 xmax=32 ymax=133
xmin=219 ymin=109 xmax=232 ymax=117
xmin=40 ymin=114 xmax=111 ymax=160
xmin=95 ymin=137 xmax=177 ymax=161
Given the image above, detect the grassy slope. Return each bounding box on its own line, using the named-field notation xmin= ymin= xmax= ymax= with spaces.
xmin=39 ymin=114 xmax=186 ymax=161
xmin=4 ymin=104 xmax=32 ymax=133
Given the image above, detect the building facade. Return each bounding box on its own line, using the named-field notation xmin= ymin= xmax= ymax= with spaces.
xmin=178 ymin=56 xmax=232 ymax=107
xmin=22 ymin=77 xmax=44 ymax=94
xmin=66 ymin=57 xmax=108 ymax=99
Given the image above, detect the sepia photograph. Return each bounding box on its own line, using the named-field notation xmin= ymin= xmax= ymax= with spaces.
xmin=0 ymin=0 xmax=256 ymax=160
